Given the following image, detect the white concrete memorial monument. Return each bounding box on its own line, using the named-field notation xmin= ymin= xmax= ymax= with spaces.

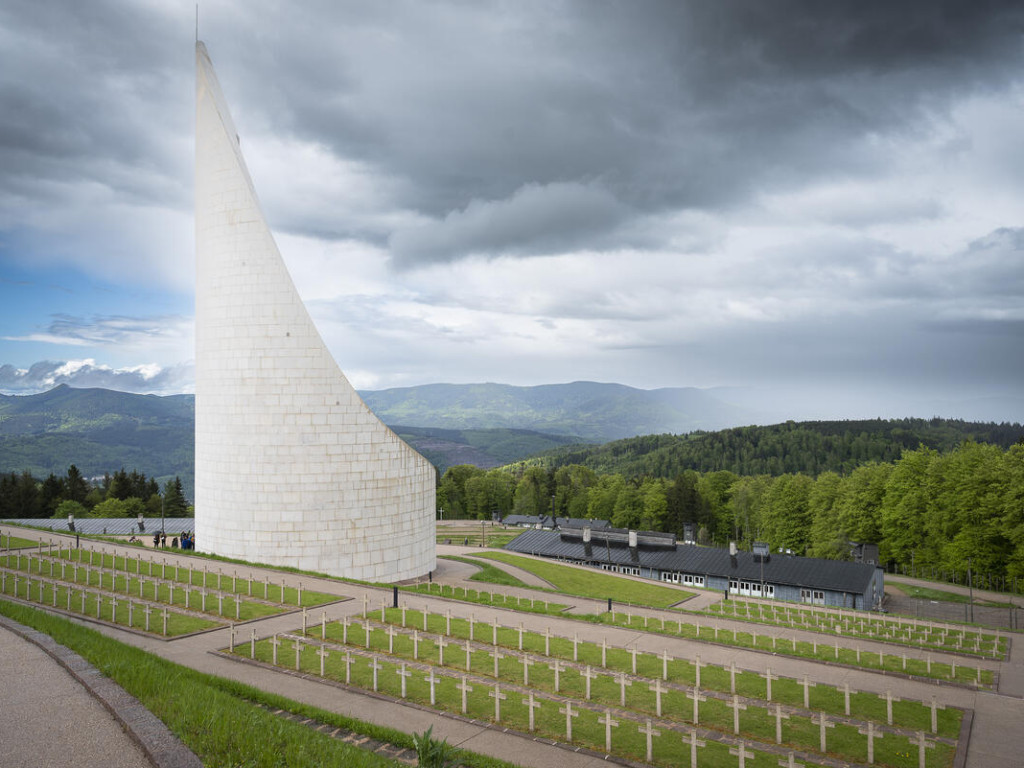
xmin=195 ymin=42 xmax=435 ymax=581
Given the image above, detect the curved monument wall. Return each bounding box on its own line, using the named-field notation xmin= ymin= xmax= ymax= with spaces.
xmin=194 ymin=42 xmax=435 ymax=581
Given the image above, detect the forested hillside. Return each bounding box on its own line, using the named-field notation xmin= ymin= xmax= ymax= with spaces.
xmin=439 ymin=438 xmax=1024 ymax=587
xmin=535 ymin=418 xmax=1024 ymax=477
xmin=0 ymin=385 xmax=194 ymax=493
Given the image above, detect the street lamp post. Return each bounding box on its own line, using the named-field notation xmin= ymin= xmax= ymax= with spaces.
xmin=161 ymin=495 xmax=165 ymax=549
xmin=967 ymin=557 xmax=974 ymax=623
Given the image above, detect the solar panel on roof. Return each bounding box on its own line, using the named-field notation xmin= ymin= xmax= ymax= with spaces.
xmin=1 ymin=518 xmax=196 ymax=536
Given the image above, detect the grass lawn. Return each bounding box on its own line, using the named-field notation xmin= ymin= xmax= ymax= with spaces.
xmin=889 ymin=582 xmax=1015 ymax=609
xmin=0 ymin=599 xmax=515 ymax=768
xmin=440 ymin=555 xmax=529 ymax=588
xmin=47 ymin=548 xmax=339 ymax=608
xmin=404 ymin=581 xmax=567 ymax=615
xmin=703 ymin=598 xmax=1007 ymax=661
xmin=474 ymin=552 xmax=692 ymax=608
xmin=0 ymin=567 xmax=220 ymax=636
xmin=285 ymin=609 xmax=959 ymax=767
xmin=348 ymin=606 xmax=963 ymax=740
xmin=1 ymin=534 xmax=42 ymax=550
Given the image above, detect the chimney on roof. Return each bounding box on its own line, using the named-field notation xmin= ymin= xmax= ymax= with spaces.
xmin=729 ymin=541 xmax=737 ymax=556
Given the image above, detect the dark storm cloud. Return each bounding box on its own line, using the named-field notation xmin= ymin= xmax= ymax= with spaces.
xmin=195 ymin=0 xmax=1024 ymax=264
xmin=3 ymin=1 xmax=1022 ymax=265
xmin=389 ymin=181 xmax=635 ymax=266
xmin=1 ymin=0 xmax=1023 ymax=409
xmin=0 ymin=0 xmax=189 ymax=205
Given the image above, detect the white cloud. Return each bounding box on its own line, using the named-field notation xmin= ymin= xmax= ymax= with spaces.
xmin=0 ymin=359 xmax=193 ymax=395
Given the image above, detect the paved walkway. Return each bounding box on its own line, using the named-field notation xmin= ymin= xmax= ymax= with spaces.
xmin=438 ymin=547 xmax=556 ymax=589
xmin=0 ymin=613 xmax=202 ymax=768
xmin=0 ymin=623 xmax=151 ymax=768
xmin=6 ymin=528 xmax=1024 ymax=768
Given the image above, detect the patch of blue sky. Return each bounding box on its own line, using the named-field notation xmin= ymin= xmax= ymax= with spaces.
xmin=0 ymin=260 xmax=191 ymax=367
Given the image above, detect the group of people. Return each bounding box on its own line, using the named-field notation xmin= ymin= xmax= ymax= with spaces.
xmin=149 ymin=531 xmax=195 ymax=550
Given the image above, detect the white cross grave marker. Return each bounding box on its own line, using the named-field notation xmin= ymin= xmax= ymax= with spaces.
xmin=489 ymin=683 xmax=507 ymax=722
xmin=457 ymin=675 xmax=473 ymax=714
xmin=522 ymin=691 xmax=540 ymax=731
xmin=638 ymin=719 xmax=660 ymax=762
xmin=559 ymin=701 xmax=579 ymax=742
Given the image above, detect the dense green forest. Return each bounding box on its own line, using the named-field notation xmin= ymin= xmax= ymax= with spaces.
xmin=0 ymin=465 xmax=191 ymax=521
xmin=439 ymin=440 xmax=1024 ymax=585
xmin=534 ymin=418 xmax=1024 ymax=477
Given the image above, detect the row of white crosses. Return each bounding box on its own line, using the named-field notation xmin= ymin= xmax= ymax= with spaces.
xmin=364 ymin=606 xmax=968 ymax=730
xmin=45 ymin=546 xmax=312 ymax=610
xmin=7 ymin=554 xmax=256 ymax=621
xmin=2 ymin=568 xmax=174 ymax=635
xmin=420 ymin=581 xmax=550 ymax=612
xmin=372 ymin=606 xmax=976 ymax=746
xmin=422 ymin=600 xmax=983 ymax=688
xmin=331 ymin=613 xmax=958 ymax=759
xmin=44 ymin=544 xmax=295 ymax=609
xmin=259 ymin=630 xmax=951 ymax=768
xmin=717 ymin=597 xmax=997 ymax=657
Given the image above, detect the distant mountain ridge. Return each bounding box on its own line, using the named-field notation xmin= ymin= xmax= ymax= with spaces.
xmin=0 ymin=384 xmax=195 ymax=494
xmin=360 ymin=381 xmax=752 ymax=442
xmin=0 ymin=381 xmax=752 ymax=486
xmin=533 ymin=418 xmax=1024 ymax=478
xmin=3 ymin=384 xmax=1022 ymax=490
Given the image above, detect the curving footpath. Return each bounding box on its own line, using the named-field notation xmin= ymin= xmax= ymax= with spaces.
xmin=0 ymin=614 xmax=201 ymax=768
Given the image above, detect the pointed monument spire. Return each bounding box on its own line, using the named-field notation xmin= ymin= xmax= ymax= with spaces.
xmin=195 ymin=42 xmax=435 ymax=581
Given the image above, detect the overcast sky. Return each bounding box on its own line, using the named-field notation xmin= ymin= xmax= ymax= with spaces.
xmin=1 ymin=1 xmax=1022 ymax=421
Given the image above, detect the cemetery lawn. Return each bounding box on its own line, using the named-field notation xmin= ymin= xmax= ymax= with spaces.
xmin=476 ymin=552 xmax=692 ymax=608
xmin=702 ymin=599 xmax=1007 ymax=663
xmin=360 ymin=606 xmax=964 ymax=739
xmin=889 ymin=582 xmax=1015 ymax=609
xmin=0 ymin=599 xmax=513 ymax=768
xmin=290 ymin=608 xmax=959 ymax=766
xmin=404 ymin=582 xmax=567 ymax=615
xmin=440 ymin=555 xmax=530 ymax=587
xmin=50 ymin=547 xmax=340 ymax=609
xmin=1 ymin=535 xmax=39 ymax=549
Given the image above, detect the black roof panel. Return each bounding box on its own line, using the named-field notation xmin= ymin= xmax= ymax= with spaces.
xmin=506 ymin=528 xmax=876 ymax=594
